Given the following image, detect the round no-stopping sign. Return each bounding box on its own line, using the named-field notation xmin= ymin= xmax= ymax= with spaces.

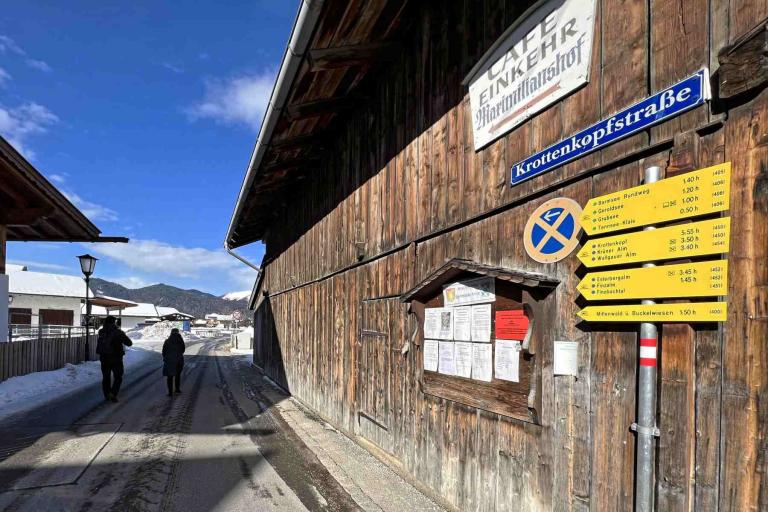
xmin=233 ymin=310 xmax=244 ymax=322
xmin=523 ymin=197 xmax=583 ymax=264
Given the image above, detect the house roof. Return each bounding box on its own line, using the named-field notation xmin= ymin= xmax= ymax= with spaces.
xmin=400 ymin=258 xmax=561 ymax=303
xmin=156 ymin=306 xmax=179 ymax=316
xmin=119 ymin=302 xmax=162 ymax=318
xmin=9 ymin=270 xmax=91 ymax=299
xmin=0 ymin=136 xmax=127 ymax=243
xmin=5 ymin=264 xmax=27 ymax=273
xmin=205 ymin=313 xmax=234 ymax=321
xmin=225 ymin=1 xmax=413 ymax=248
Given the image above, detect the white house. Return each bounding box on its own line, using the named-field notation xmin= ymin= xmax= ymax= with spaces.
xmin=8 ymin=268 xmax=90 ymax=327
xmin=106 ymin=302 xmax=160 ymax=330
xmin=205 ymin=313 xmax=234 ymax=328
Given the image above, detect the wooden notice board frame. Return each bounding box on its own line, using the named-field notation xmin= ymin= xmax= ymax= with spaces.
xmin=401 ymin=259 xmax=559 ymax=424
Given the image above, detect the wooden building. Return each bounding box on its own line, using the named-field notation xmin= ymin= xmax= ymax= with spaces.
xmin=226 ymin=1 xmax=768 ymax=510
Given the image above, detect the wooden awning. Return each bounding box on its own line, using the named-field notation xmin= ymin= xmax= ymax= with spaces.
xmin=0 ymin=136 xmax=123 ymax=242
xmin=400 ymin=258 xmax=560 ymax=303
xmin=91 ymin=295 xmax=138 ymax=310
xmin=227 ymin=0 xmax=413 ymax=248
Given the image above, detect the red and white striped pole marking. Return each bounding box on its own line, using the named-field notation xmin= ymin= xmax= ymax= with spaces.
xmin=639 ymin=338 xmax=658 ymax=367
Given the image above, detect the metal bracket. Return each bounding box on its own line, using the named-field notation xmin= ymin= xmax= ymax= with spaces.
xmin=631 ymin=423 xmax=661 ymax=437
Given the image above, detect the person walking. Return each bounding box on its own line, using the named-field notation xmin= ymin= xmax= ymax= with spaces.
xmin=96 ymin=315 xmax=133 ymax=402
xmin=162 ymin=328 xmax=185 ymax=396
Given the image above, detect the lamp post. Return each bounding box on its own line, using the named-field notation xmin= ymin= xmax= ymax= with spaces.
xmin=78 ymin=254 xmax=98 ymax=360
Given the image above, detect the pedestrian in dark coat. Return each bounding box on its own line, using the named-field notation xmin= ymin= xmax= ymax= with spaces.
xmin=96 ymin=315 xmax=133 ymax=402
xmin=162 ymin=328 xmax=185 ymax=396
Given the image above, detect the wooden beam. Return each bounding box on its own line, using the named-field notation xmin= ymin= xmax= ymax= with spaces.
xmin=262 ymin=157 xmax=321 ymax=173
xmin=286 ymin=96 xmax=364 ymax=120
xmin=270 ymin=134 xmax=326 ymax=152
xmin=0 ymin=207 xmax=54 ymax=226
xmin=308 ymin=41 xmax=402 ymax=71
xmin=718 ymin=20 xmax=768 ymax=98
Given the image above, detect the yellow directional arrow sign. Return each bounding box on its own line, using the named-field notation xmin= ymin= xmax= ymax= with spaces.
xmin=577 ymin=260 xmax=728 ymax=300
xmin=577 ymin=302 xmax=727 ymax=322
xmin=580 ymin=162 xmax=731 ymax=235
xmin=577 ymin=217 xmax=731 ymax=267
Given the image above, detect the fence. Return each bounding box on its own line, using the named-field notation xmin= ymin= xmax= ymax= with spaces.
xmin=0 ymin=330 xmax=97 ymax=382
xmin=9 ymin=324 xmax=87 ymax=341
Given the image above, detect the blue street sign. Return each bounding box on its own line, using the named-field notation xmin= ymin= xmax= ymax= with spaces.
xmin=511 ymin=69 xmax=710 ymax=185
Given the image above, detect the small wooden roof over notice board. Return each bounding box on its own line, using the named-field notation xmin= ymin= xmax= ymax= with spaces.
xmin=400 ymin=258 xmax=560 ymax=303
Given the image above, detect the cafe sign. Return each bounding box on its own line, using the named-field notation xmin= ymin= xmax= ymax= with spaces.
xmin=468 ymin=0 xmax=597 ymax=150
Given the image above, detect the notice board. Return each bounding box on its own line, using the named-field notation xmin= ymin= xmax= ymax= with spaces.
xmin=401 ymin=260 xmax=559 ymax=424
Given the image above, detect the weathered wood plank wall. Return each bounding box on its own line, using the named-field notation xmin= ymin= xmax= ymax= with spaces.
xmin=251 ymin=1 xmax=768 ymax=510
xmin=0 ymin=334 xmax=97 ymax=382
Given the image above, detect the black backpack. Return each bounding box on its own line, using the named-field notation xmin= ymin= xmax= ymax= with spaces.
xmin=96 ymin=327 xmax=115 ymax=356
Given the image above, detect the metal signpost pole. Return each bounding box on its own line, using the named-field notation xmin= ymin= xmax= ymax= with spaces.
xmin=84 ymin=275 xmax=91 ymax=360
xmin=633 ymin=166 xmax=661 ymax=512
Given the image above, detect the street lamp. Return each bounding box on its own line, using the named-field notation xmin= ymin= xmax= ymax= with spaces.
xmin=77 ymin=254 xmax=98 ymax=360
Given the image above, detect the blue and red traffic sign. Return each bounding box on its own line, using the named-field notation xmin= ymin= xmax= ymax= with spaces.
xmin=523 ymin=198 xmax=583 ymax=264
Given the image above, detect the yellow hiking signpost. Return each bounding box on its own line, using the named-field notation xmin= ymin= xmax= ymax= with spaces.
xmin=576 ymin=302 xmax=728 ymax=322
xmin=579 ymin=162 xmax=731 ymax=235
xmin=577 ymin=260 xmax=728 ymax=300
xmin=576 ymin=217 xmax=731 ymax=267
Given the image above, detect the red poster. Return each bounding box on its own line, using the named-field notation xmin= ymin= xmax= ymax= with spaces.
xmin=495 ymin=310 xmax=529 ymax=340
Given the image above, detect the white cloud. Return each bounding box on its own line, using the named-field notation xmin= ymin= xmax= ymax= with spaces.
xmin=0 ymin=35 xmax=24 ymax=55
xmin=88 ymin=239 xmax=259 ymax=288
xmin=162 ymin=62 xmax=184 ymax=74
xmin=185 ymin=70 xmax=275 ymax=131
xmin=0 ymin=102 xmax=59 ymax=158
xmin=25 ymin=59 xmax=52 ymax=72
xmin=0 ymin=35 xmax=52 ymax=72
xmin=44 ymin=173 xmax=118 ymax=223
xmin=7 ymin=259 xmax=72 ymax=273
xmin=0 ymin=67 xmax=11 ymax=87
xmin=62 ymin=191 xmax=119 ymax=222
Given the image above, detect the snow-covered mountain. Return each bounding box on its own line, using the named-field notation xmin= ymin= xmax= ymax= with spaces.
xmin=222 ymin=290 xmax=251 ymax=301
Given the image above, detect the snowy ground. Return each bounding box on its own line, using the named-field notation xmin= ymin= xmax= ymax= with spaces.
xmin=0 ymin=325 xmax=205 ymax=422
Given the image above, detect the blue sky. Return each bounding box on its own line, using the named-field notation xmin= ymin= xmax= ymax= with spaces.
xmin=1 ymin=1 xmax=299 ymax=295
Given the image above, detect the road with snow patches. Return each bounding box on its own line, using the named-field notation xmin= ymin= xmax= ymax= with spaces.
xmin=0 ymin=337 xmax=359 ymax=511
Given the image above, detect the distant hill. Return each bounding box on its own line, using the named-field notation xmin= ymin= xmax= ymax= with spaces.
xmin=90 ymin=278 xmax=249 ymax=320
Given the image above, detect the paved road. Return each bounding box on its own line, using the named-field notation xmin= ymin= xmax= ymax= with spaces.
xmin=0 ymin=338 xmax=359 ymax=511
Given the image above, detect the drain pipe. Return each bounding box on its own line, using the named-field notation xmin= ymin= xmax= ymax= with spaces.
xmin=225 ymin=243 xmax=262 ymax=273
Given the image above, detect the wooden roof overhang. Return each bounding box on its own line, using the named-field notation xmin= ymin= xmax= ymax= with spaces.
xmin=91 ymin=296 xmax=138 ymax=310
xmin=226 ymin=0 xmax=413 ymax=249
xmin=0 ymin=137 xmax=124 ymax=242
xmin=400 ymin=259 xmax=561 ymax=303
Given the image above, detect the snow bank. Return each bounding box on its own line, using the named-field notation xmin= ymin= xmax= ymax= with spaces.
xmin=0 ymin=346 xmax=157 ymax=421
xmin=129 ymin=320 xmax=180 ymax=341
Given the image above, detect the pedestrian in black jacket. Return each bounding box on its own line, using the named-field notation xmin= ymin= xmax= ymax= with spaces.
xmin=96 ymin=315 xmax=133 ymax=402
xmin=162 ymin=328 xmax=185 ymax=396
